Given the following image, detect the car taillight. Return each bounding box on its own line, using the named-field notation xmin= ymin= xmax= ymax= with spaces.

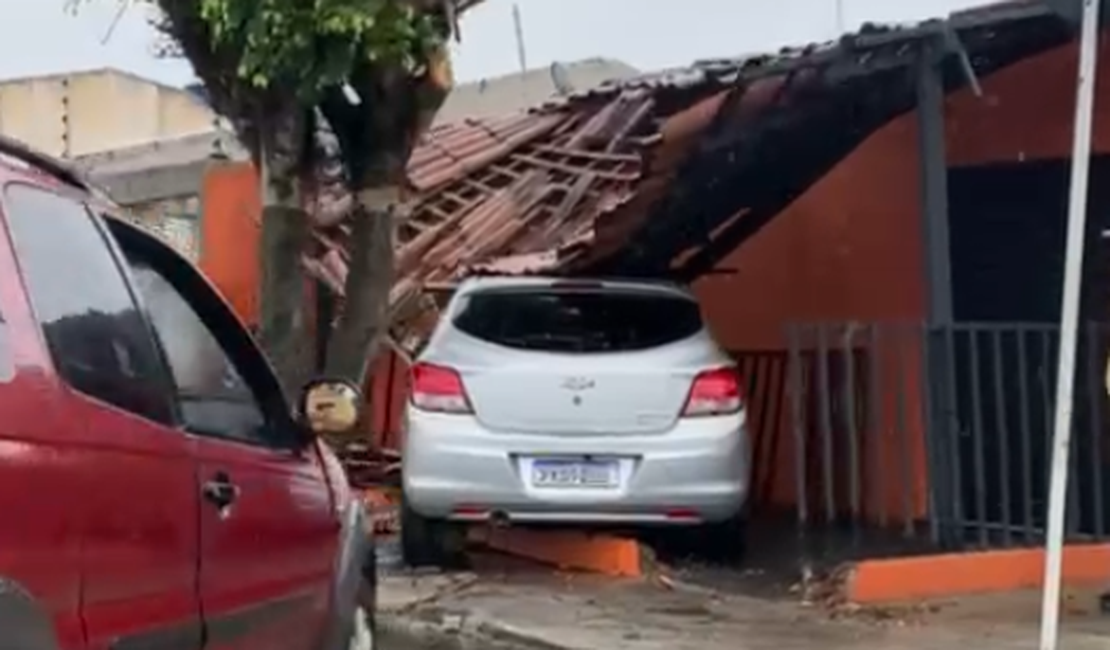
xmin=410 ymin=362 xmax=472 ymax=414
xmin=682 ymin=367 xmax=743 ymax=417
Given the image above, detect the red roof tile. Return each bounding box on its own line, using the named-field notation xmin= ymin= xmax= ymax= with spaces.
xmin=408 ymin=114 xmax=566 ymax=191
xmin=309 ymin=0 xmax=1054 ymax=350
xmin=303 ymin=83 xmax=724 ymax=352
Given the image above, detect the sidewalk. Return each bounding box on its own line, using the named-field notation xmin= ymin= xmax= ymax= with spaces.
xmin=377 ymin=569 xmax=1109 ymax=650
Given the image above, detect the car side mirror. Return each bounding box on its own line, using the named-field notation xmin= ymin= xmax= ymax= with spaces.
xmin=297 ymin=378 xmax=364 ymax=436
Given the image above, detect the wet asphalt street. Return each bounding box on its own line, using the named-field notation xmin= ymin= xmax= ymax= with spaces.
xmin=374 ymin=538 xmax=473 ymax=650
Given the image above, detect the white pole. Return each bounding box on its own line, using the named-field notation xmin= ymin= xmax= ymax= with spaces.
xmin=512 ymin=3 xmax=528 ymax=75
xmin=1040 ymin=1 xmax=1101 ymax=649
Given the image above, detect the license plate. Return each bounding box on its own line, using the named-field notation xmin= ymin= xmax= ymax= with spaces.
xmin=531 ymin=460 xmax=617 ymax=488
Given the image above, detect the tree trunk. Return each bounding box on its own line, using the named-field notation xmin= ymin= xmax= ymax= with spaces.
xmin=319 ymin=45 xmax=455 ymax=388
xmin=323 ymin=185 xmax=400 ymax=385
xmin=256 ymin=112 xmax=312 ymax=399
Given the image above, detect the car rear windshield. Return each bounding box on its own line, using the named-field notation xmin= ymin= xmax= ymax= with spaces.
xmin=451 ymin=287 xmax=703 ymax=353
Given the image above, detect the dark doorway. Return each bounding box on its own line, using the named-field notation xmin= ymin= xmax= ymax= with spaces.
xmin=948 ymin=157 xmax=1110 ymax=324
xmin=942 ymin=159 xmax=1110 ymax=543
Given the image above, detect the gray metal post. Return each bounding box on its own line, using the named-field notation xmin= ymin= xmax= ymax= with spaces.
xmin=916 ymin=37 xmax=958 ymax=546
xmin=917 ymin=38 xmax=954 ymax=324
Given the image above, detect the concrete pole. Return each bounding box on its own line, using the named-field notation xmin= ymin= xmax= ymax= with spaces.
xmin=1040 ymin=0 xmax=1101 ymax=647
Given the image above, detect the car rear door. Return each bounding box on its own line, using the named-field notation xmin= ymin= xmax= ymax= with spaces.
xmin=116 ymin=234 xmax=338 ymax=650
xmin=1 ymin=183 xmax=202 ymax=649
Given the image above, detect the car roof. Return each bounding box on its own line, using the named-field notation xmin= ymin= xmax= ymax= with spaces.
xmin=0 ymin=135 xmax=128 ymax=224
xmin=455 ymin=275 xmax=694 ymax=300
xmin=0 ymin=134 xmax=105 ymax=199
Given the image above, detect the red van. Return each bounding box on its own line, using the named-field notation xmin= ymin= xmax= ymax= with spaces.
xmin=0 ymin=136 xmax=374 ymax=650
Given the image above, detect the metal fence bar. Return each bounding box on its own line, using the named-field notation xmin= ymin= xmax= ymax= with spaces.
xmin=1086 ymin=323 xmax=1105 ymax=538
xmin=739 ymin=356 xmax=763 ymax=508
xmin=920 ymin=323 xmax=942 ymax=544
xmin=869 ymin=324 xmax=887 ymax=529
xmin=1016 ymin=327 xmax=1036 ymax=542
xmin=781 ymin=320 xmax=1110 ymax=551
xmin=977 ymin=521 xmax=1045 ymax=535
xmin=1040 ymin=329 xmax=1054 ymax=459
xmin=843 ymin=327 xmax=862 ymax=529
xmin=968 ymin=329 xmax=988 ymax=546
xmin=943 ymin=325 xmax=965 ymax=539
xmin=1038 ymin=330 xmax=1059 ymax=536
xmin=816 ymin=326 xmax=836 ymax=523
xmin=788 ymin=325 xmax=809 ymax=528
xmin=751 ymin=359 xmax=771 ymax=489
xmin=991 ymin=329 xmax=1013 ymax=546
xmin=895 ymin=326 xmax=913 ymax=536
xmin=757 ymin=355 xmax=788 ymax=511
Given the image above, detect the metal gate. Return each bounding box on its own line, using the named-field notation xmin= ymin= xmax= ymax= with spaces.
xmin=786 ymin=321 xmax=1110 ymax=550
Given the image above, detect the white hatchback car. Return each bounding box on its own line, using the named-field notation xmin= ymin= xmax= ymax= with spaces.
xmin=400 ymin=277 xmax=750 ymax=565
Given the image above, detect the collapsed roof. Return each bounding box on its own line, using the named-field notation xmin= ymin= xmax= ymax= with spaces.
xmin=302 ymin=0 xmax=1072 ymax=354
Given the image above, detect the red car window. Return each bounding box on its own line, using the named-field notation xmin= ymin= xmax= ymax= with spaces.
xmin=3 ymin=183 xmax=174 ymax=423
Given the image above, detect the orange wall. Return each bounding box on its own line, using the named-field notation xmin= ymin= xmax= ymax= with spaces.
xmin=693 ymin=38 xmax=1110 ymax=522
xmin=366 ymin=348 xmax=410 ymax=451
xmin=698 ymin=37 xmax=1110 ymax=349
xmin=946 ymin=38 xmax=1110 ymax=166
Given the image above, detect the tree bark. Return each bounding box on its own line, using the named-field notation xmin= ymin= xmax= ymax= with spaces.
xmin=257 ymin=112 xmax=312 ymax=399
xmin=323 ymin=186 xmax=399 ymax=385
xmin=319 ymin=45 xmax=454 ymax=388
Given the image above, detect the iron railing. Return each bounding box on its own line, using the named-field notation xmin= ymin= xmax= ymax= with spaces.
xmin=783 ymin=321 xmax=1110 ymax=551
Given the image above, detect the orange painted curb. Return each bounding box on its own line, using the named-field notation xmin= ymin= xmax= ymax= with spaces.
xmin=470 ymin=527 xmax=643 ymax=577
xmin=847 ymin=543 xmax=1110 ymax=603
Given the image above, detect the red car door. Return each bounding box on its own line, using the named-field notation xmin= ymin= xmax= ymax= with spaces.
xmin=0 ymin=183 xmax=202 ymax=649
xmin=192 ymin=440 xmax=337 ymax=649
xmin=118 ymin=237 xmax=338 ymax=650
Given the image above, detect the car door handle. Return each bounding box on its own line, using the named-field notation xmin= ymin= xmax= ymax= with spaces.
xmin=202 ymin=472 xmax=240 ymax=508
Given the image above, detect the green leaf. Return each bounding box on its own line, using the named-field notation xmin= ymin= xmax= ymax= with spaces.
xmin=73 ymin=0 xmax=452 ymax=109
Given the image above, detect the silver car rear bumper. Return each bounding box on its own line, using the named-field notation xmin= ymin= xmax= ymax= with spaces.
xmin=402 ymin=409 xmax=749 ymax=524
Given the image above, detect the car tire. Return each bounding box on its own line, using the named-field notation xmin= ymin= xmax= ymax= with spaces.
xmin=400 ymin=497 xmax=468 ymax=569
xmin=699 ymin=512 xmax=747 ymax=563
